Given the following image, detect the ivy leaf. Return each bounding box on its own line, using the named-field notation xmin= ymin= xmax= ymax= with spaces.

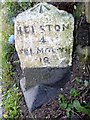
xmin=59 ymin=94 xmax=67 ymax=109
xmin=70 ymin=88 xmax=79 ymax=97
xmin=81 ymin=107 xmax=90 ymax=116
xmin=60 ymin=102 xmax=68 ymax=109
xmin=73 ymin=100 xmax=90 ymax=116
xmin=59 ymin=94 xmax=65 ymax=103
xmin=66 ymin=108 xmax=71 ymax=117
xmin=73 ymin=99 xmax=82 ymax=111
xmin=68 ymin=103 xmax=74 ymax=109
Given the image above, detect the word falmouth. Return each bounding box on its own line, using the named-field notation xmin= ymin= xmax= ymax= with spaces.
xmin=16 ymin=24 xmax=70 ymax=35
xmin=19 ymin=46 xmax=69 ymax=56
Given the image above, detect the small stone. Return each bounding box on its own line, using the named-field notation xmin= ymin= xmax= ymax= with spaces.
xmin=60 ymin=88 xmax=63 ymax=91
xmin=8 ymin=35 xmax=15 ymax=45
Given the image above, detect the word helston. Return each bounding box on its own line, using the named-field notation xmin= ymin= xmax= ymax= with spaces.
xmin=16 ymin=24 xmax=69 ymax=35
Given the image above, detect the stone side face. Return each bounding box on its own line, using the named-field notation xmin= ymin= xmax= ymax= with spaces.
xmin=15 ymin=3 xmax=74 ymax=88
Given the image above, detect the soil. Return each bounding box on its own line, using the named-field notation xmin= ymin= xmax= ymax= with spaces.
xmin=9 ymin=2 xmax=90 ymax=120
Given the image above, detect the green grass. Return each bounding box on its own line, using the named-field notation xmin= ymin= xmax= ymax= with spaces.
xmin=0 ymin=2 xmax=35 ymax=118
xmin=3 ymin=84 xmax=21 ymax=118
xmin=1 ymin=4 xmax=22 ymax=119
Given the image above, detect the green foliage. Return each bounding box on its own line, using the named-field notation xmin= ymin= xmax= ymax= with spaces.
xmin=3 ymin=1 xmax=34 ymax=23
xmin=1 ymin=25 xmax=15 ymax=90
xmin=73 ymin=100 xmax=90 ymax=116
xmin=1 ymin=1 xmax=34 ymax=118
xmin=59 ymin=78 xmax=90 ymax=118
xmin=70 ymin=88 xmax=79 ymax=97
xmin=59 ymin=95 xmax=68 ymax=109
xmin=59 ymin=93 xmax=90 ymax=117
xmin=3 ymin=84 xmax=22 ymax=118
xmin=74 ymin=3 xmax=85 ymax=19
xmin=2 ymin=45 xmax=14 ymax=90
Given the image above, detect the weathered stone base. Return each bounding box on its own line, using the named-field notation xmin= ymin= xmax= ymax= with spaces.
xmin=24 ymin=66 xmax=72 ymax=90
xmin=20 ymin=78 xmax=59 ymax=112
xmin=20 ymin=66 xmax=71 ymax=112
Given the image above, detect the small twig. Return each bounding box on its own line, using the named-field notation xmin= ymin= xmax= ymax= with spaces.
xmin=87 ymin=65 xmax=90 ymax=73
xmin=71 ymin=110 xmax=83 ymax=120
xmin=79 ymin=85 xmax=90 ymax=101
xmin=85 ymin=65 xmax=89 ymax=74
xmin=71 ymin=78 xmax=76 ymax=83
xmin=29 ymin=112 xmax=36 ymax=120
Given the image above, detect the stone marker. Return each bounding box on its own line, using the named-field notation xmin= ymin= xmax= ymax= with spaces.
xmin=15 ymin=3 xmax=74 ymax=112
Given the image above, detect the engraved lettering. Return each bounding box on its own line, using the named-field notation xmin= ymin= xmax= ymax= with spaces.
xmin=43 ymin=57 xmax=50 ymax=63
xmin=16 ymin=24 xmax=67 ymax=36
xmin=40 ymin=25 xmax=45 ymax=33
xmin=24 ymin=48 xmax=28 ymax=55
xmin=52 ymin=48 xmax=56 ymax=53
xmin=31 ymin=26 xmax=34 ymax=33
xmin=62 ymin=24 xmax=69 ymax=31
xmin=20 ymin=49 xmax=24 ymax=54
xmin=17 ymin=27 xmax=22 ymax=34
xmin=37 ymin=48 xmax=43 ymax=54
xmin=45 ymin=48 xmax=51 ymax=53
xmin=29 ymin=48 xmax=33 ymax=55
xmin=40 ymin=58 xmax=42 ymax=62
xmin=46 ymin=24 xmax=53 ymax=31
xmin=24 ymin=26 xmax=30 ymax=34
xmin=40 ymin=36 xmax=46 ymax=43
xmin=55 ymin=25 xmax=60 ymax=31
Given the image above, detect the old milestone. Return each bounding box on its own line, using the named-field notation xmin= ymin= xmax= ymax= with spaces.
xmin=15 ymin=3 xmax=74 ymax=111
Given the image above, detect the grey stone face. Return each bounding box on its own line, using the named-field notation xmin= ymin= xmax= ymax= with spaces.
xmin=15 ymin=3 xmax=74 ymax=89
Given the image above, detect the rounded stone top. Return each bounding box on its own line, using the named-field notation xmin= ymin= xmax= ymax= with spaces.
xmin=16 ymin=2 xmax=74 ymax=22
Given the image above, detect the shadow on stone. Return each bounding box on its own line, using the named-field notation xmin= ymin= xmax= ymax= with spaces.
xmin=20 ymin=66 xmax=72 ymax=112
xmin=24 ymin=66 xmax=72 ymax=90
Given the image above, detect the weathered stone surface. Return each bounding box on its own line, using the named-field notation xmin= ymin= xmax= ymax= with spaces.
xmin=15 ymin=3 xmax=74 ymax=89
xmin=15 ymin=3 xmax=74 ymax=111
